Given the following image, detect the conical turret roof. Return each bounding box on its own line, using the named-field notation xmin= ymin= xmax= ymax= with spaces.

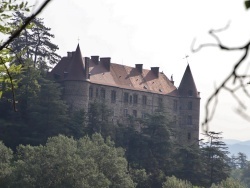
xmin=178 ymin=64 xmax=198 ymax=97
xmin=65 ymin=44 xmax=85 ymax=81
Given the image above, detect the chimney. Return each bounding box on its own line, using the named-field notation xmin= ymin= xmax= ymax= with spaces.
xmin=151 ymin=67 xmax=159 ymax=78
xmin=67 ymin=52 xmax=72 ymax=58
xmin=91 ymin=56 xmax=99 ymax=64
xmin=100 ymin=57 xmax=111 ymax=71
xmin=170 ymin=74 xmax=174 ymax=85
xmin=135 ymin=64 xmax=143 ymax=73
xmin=85 ymin=57 xmax=90 ymax=80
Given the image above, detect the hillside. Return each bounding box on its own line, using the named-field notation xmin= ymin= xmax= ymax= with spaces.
xmin=224 ymin=139 xmax=250 ymax=159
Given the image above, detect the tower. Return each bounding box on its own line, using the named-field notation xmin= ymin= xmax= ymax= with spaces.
xmin=51 ymin=44 xmax=90 ymax=111
xmin=178 ymin=64 xmax=200 ymax=145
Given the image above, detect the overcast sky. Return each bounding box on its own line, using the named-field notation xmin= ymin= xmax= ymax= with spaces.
xmin=33 ymin=0 xmax=250 ymax=140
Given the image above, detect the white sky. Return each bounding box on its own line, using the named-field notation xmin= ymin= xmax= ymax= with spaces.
xmin=33 ymin=0 xmax=250 ymax=140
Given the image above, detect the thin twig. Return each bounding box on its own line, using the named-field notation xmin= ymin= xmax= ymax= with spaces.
xmin=192 ymin=23 xmax=250 ymax=130
xmin=0 ymin=0 xmax=52 ymax=51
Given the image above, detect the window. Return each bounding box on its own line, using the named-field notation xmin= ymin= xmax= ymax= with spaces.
xmin=89 ymin=87 xmax=93 ymax=99
xmin=188 ymin=90 xmax=193 ymax=97
xmin=142 ymin=95 xmax=147 ymax=105
xmin=158 ymin=97 xmax=163 ymax=105
xmin=188 ymin=132 xmax=191 ymax=140
xmin=187 ymin=115 xmax=192 ymax=125
xmin=111 ymin=90 xmax=116 ymax=103
xmin=129 ymin=95 xmax=132 ymax=104
xmin=173 ymin=100 xmax=177 ymax=111
xmin=133 ymin=94 xmax=138 ymax=104
xmin=133 ymin=110 xmax=137 ymax=117
xmin=101 ymin=88 xmax=105 ymax=99
xmin=96 ymin=88 xmax=99 ymax=98
xmin=124 ymin=92 xmax=129 ymax=103
xmin=188 ymin=101 xmax=192 ymax=110
xmin=124 ymin=109 xmax=128 ymax=117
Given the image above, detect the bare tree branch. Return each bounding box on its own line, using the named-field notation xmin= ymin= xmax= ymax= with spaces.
xmin=0 ymin=0 xmax=52 ymax=51
xmin=192 ymin=24 xmax=250 ymax=132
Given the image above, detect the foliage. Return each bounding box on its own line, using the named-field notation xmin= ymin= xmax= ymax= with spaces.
xmin=0 ymin=0 xmax=30 ymax=35
xmin=200 ymin=132 xmax=231 ymax=187
xmin=0 ymin=63 xmax=69 ymax=148
xmin=0 ymin=141 xmax=13 ymax=186
xmin=87 ymin=101 xmax=115 ymax=139
xmin=162 ymin=176 xmax=193 ymax=188
xmin=210 ymin=178 xmax=247 ymax=188
xmin=174 ymin=145 xmax=207 ymax=187
xmin=0 ymin=0 xmax=30 ymax=100
xmin=7 ymin=134 xmax=135 ymax=188
xmin=9 ymin=11 xmax=61 ymax=70
xmin=241 ymin=163 xmax=250 ymax=187
xmin=116 ymin=108 xmax=175 ymax=188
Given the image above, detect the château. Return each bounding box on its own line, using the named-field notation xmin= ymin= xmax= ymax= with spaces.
xmin=50 ymin=44 xmax=200 ymax=144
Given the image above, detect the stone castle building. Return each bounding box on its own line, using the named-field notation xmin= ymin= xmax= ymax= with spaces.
xmin=50 ymin=44 xmax=200 ymax=144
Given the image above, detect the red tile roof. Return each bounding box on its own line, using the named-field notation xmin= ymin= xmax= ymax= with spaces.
xmin=50 ymin=45 xmax=179 ymax=96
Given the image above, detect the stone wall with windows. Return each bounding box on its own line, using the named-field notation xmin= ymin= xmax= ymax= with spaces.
xmin=64 ymin=81 xmax=200 ymax=145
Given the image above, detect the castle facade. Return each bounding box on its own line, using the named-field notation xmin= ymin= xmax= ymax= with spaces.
xmin=50 ymin=45 xmax=200 ymax=144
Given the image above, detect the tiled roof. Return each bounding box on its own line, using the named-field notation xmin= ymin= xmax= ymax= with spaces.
xmin=50 ymin=45 xmax=179 ymax=96
xmin=178 ymin=64 xmax=198 ymax=97
xmin=88 ymin=60 xmax=178 ymax=95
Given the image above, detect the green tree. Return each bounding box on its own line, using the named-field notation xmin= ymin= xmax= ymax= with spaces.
xmin=10 ymin=134 xmax=135 ymax=188
xmin=0 ymin=63 xmax=69 ymax=148
xmin=174 ymin=145 xmax=207 ymax=187
xmin=162 ymin=176 xmax=193 ymax=188
xmin=210 ymin=178 xmax=247 ymax=188
xmin=236 ymin=152 xmax=248 ymax=169
xmin=201 ymin=132 xmax=231 ymax=187
xmin=67 ymin=109 xmax=87 ymax=139
xmin=241 ymin=163 xmax=250 ymax=187
xmin=0 ymin=0 xmax=51 ymax=107
xmin=120 ymin=108 xmax=174 ymax=188
xmin=9 ymin=11 xmax=61 ymax=70
xmin=87 ymin=101 xmax=115 ymax=139
xmin=0 ymin=141 xmax=13 ymax=187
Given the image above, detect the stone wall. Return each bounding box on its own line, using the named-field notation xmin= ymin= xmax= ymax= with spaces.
xmin=63 ymin=81 xmax=200 ymax=145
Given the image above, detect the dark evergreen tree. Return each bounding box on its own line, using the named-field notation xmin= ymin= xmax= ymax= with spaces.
xmin=9 ymin=11 xmax=61 ymax=71
xmin=201 ymin=131 xmax=231 ymax=187
xmin=87 ymin=101 xmax=115 ymax=139
xmin=173 ymin=144 xmax=208 ymax=187
xmin=67 ymin=109 xmax=87 ymax=139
